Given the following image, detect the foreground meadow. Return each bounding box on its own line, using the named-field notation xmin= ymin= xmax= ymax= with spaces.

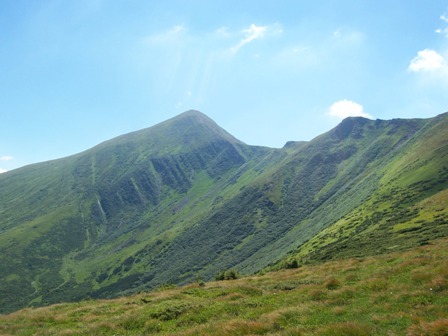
xmin=1 ymin=237 xmax=448 ymax=336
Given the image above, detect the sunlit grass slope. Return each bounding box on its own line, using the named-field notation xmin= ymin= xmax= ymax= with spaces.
xmin=1 ymin=237 xmax=447 ymax=336
xmin=274 ymin=113 xmax=448 ymax=268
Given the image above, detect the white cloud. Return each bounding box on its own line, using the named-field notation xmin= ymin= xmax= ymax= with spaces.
xmin=230 ymin=24 xmax=268 ymax=54
xmin=409 ymin=49 xmax=447 ymax=72
xmin=0 ymin=156 xmax=13 ymax=161
xmin=436 ymin=13 xmax=448 ymax=38
xmin=328 ymin=100 xmax=373 ymax=119
xmin=435 ymin=26 xmax=448 ymax=37
xmin=0 ymin=168 xmax=7 ymax=174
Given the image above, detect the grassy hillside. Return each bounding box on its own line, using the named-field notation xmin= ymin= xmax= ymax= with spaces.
xmin=273 ymin=113 xmax=448 ymax=269
xmin=1 ymin=237 xmax=447 ymax=335
xmin=0 ymin=110 xmax=447 ymax=314
xmin=0 ymin=110 xmax=275 ymax=313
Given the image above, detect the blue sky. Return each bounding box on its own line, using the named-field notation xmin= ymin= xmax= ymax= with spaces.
xmin=1 ymin=1 xmax=448 ymax=172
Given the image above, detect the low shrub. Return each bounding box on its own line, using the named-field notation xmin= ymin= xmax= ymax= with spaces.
xmin=283 ymin=259 xmax=300 ymax=269
xmin=215 ymin=269 xmax=240 ymax=281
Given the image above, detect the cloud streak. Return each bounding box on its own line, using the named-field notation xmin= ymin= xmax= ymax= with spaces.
xmin=328 ymin=100 xmax=373 ymax=119
xmin=230 ymin=24 xmax=268 ymax=54
xmin=143 ymin=25 xmax=186 ymax=45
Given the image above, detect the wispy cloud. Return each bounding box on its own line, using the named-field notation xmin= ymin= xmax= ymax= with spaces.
xmin=408 ymin=49 xmax=447 ymax=72
xmin=436 ymin=13 xmax=448 ymax=37
xmin=328 ymin=100 xmax=373 ymax=119
xmin=143 ymin=25 xmax=186 ymax=45
xmin=230 ymin=24 xmax=275 ymax=54
xmin=0 ymin=156 xmax=13 ymax=161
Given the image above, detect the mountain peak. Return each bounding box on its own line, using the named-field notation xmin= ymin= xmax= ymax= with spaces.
xmin=330 ymin=116 xmax=371 ymax=140
xmin=164 ymin=109 xmax=220 ymax=130
xmin=175 ymin=109 xmax=208 ymax=118
xmin=157 ymin=110 xmax=244 ymax=147
xmin=93 ymin=110 xmax=244 ymax=156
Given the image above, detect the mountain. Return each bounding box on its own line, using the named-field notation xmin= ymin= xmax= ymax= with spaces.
xmin=0 ymin=110 xmax=447 ymax=313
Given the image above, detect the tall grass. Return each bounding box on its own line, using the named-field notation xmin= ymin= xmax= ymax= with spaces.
xmin=1 ymin=237 xmax=447 ymax=335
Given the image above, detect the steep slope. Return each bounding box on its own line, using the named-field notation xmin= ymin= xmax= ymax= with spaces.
xmin=279 ymin=112 xmax=448 ymax=265
xmin=138 ymin=113 xmax=447 ymax=286
xmin=0 ymin=110 xmax=275 ymax=313
xmin=0 ymin=110 xmax=447 ymax=314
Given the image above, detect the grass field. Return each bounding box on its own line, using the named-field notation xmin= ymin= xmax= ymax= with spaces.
xmin=1 ymin=237 xmax=447 ymax=336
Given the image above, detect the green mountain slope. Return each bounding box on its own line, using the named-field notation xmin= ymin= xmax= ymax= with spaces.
xmin=0 ymin=110 xmax=274 ymax=313
xmin=274 ymin=113 xmax=448 ymax=268
xmin=0 ymin=110 xmax=447 ymax=313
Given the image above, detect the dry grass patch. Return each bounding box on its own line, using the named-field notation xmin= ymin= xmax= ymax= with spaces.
xmin=205 ymin=319 xmax=273 ymax=336
xmin=408 ymin=318 xmax=448 ymax=336
xmin=344 ymin=273 xmax=360 ymax=283
xmin=324 ymin=277 xmax=341 ymax=290
xmin=360 ymin=276 xmax=389 ymax=291
xmin=411 ymin=269 xmax=433 ymax=284
xmin=271 ymin=327 xmax=306 ymax=336
xmin=317 ymin=321 xmax=373 ymax=335
xmin=262 ymin=306 xmax=309 ymax=330
xmin=309 ymin=288 xmax=327 ymax=301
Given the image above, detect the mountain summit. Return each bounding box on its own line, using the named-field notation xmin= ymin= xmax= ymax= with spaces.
xmin=1 ymin=111 xmax=447 ymax=313
xmin=94 ymin=110 xmax=244 ymax=154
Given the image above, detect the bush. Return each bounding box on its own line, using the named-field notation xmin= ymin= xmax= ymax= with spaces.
xmin=196 ymin=273 xmax=205 ymax=287
xmin=215 ymin=269 xmax=240 ymax=281
xmin=285 ymin=259 xmax=300 ymax=269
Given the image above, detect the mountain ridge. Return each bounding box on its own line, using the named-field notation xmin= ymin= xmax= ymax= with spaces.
xmin=0 ymin=110 xmax=447 ymax=313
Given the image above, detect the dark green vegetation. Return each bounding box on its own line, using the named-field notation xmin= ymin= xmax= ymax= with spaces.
xmin=1 ymin=110 xmax=447 ymax=314
xmin=1 ymin=237 xmax=447 ymax=335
